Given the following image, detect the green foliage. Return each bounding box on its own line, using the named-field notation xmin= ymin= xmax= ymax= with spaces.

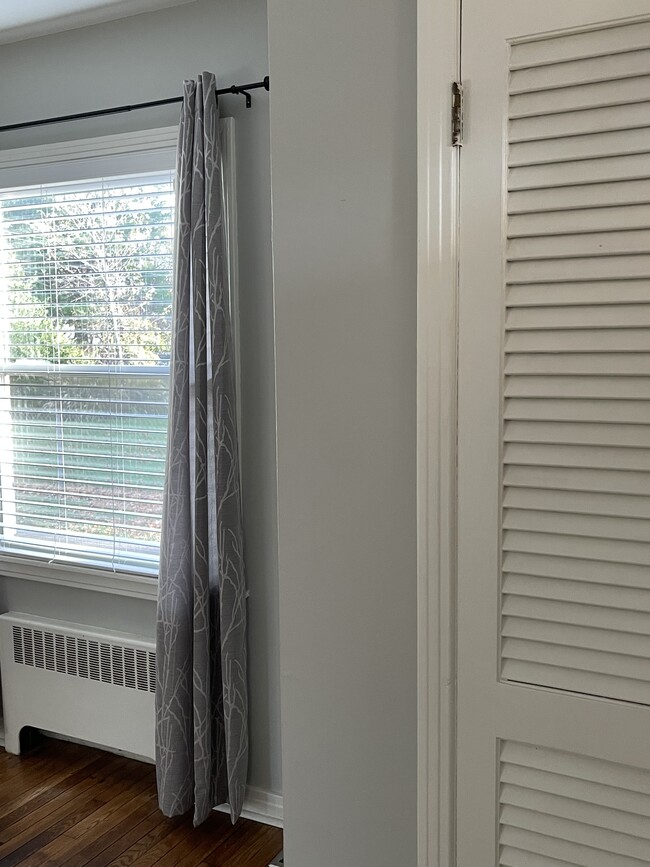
xmin=1 ymin=180 xmax=173 ymax=366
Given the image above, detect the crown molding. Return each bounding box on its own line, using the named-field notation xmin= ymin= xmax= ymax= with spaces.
xmin=0 ymin=0 xmax=199 ymax=45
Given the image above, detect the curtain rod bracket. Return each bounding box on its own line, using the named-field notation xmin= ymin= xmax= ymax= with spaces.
xmin=226 ymin=85 xmax=252 ymax=108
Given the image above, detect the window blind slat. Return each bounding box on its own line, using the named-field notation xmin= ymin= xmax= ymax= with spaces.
xmin=9 ymin=473 xmax=163 ymax=493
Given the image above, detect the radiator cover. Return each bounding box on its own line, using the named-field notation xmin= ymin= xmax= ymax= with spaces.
xmin=0 ymin=612 xmax=155 ymax=760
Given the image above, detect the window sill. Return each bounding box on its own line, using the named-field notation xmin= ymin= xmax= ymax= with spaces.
xmin=0 ymin=557 xmax=158 ymax=601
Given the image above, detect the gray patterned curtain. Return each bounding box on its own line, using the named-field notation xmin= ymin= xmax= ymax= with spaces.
xmin=156 ymin=72 xmax=248 ymax=827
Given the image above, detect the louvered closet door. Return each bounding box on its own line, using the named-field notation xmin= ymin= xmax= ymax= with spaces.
xmin=457 ymin=5 xmax=650 ymax=865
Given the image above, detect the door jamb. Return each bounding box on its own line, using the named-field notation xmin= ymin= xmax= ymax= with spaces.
xmin=417 ymin=0 xmax=461 ymax=864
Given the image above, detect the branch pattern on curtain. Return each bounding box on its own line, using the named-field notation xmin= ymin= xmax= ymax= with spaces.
xmin=156 ymin=72 xmax=248 ymax=827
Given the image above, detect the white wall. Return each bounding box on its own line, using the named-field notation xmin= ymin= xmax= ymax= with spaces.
xmin=0 ymin=3 xmax=420 ymax=856
xmin=0 ymin=0 xmax=281 ymax=797
xmin=268 ymin=1 xmax=418 ymax=864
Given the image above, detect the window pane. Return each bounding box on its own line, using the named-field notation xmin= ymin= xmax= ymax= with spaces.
xmin=0 ymin=173 xmax=174 ymax=574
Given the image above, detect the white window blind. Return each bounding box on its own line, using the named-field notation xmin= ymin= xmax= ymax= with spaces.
xmin=0 ymin=171 xmax=175 ymax=575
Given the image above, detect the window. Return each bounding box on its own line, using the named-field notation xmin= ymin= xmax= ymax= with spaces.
xmin=0 ymin=171 xmax=175 ymax=574
xmin=0 ymin=124 xmax=236 ymax=584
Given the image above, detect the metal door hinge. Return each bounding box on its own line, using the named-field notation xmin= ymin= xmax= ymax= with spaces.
xmin=452 ymin=81 xmax=463 ymax=147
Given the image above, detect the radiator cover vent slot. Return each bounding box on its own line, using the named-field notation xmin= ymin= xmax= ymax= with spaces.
xmin=11 ymin=624 xmax=156 ymax=693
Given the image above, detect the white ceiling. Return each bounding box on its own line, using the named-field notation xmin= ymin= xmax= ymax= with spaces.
xmin=0 ymin=0 xmax=198 ymax=44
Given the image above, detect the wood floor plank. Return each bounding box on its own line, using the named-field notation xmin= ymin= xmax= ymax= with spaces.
xmin=0 ymin=751 xmax=37 ymax=774
xmin=0 ymin=755 xmax=121 ymax=831
xmin=207 ymin=823 xmax=283 ymax=867
xmin=101 ymin=816 xmax=185 ymax=867
xmin=148 ymin=814 xmax=238 ymax=867
xmin=0 ymin=795 xmax=106 ymax=867
xmin=66 ymin=765 xmax=155 ymax=839
xmin=49 ymin=788 xmax=159 ymax=866
xmin=193 ymin=820 xmax=255 ymax=867
xmin=113 ymin=821 xmax=190 ymax=867
xmin=0 ymin=748 xmax=91 ymax=800
xmin=0 ymin=740 xmax=282 ymax=867
xmin=0 ymin=745 xmax=90 ymax=801
xmin=24 ymin=766 xmax=157 ymax=866
xmin=0 ymin=747 xmax=96 ymax=813
xmin=78 ymin=807 xmax=169 ymax=867
xmin=0 ymin=756 xmax=125 ymax=847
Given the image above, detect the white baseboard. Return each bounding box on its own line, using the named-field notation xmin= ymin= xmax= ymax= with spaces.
xmin=217 ymin=786 xmax=284 ymax=828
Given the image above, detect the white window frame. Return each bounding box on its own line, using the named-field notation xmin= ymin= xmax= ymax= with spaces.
xmin=0 ymin=122 xmax=239 ymax=600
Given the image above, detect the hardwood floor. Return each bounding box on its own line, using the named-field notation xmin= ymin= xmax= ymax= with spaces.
xmin=0 ymin=738 xmax=282 ymax=866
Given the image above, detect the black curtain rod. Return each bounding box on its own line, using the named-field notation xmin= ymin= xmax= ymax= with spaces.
xmin=0 ymin=76 xmax=270 ymax=134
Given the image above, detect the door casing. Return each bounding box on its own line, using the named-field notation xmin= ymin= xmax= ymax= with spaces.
xmin=416 ymin=0 xmax=461 ymax=864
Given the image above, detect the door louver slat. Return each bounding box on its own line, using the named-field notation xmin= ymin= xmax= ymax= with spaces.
xmin=510 ymin=156 xmax=650 ymax=190
xmin=509 ymin=21 xmax=650 ymax=67
xmin=510 ymin=102 xmax=650 ymax=143
xmin=504 ymin=421 xmax=650 ymax=447
xmin=503 ymin=550 xmax=649 ymax=586
xmin=503 ymin=616 xmax=650 ymax=658
xmin=501 ymin=21 xmax=650 ymax=706
xmin=510 ymin=129 xmax=650 ymax=167
xmin=510 ymin=47 xmax=650 ymax=93
xmin=505 ymin=356 xmax=650 ymax=376
xmin=500 ymin=742 xmax=650 ymax=865
xmin=509 ymin=74 xmax=650 ymax=118
xmin=510 ymin=180 xmax=650 ymax=213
